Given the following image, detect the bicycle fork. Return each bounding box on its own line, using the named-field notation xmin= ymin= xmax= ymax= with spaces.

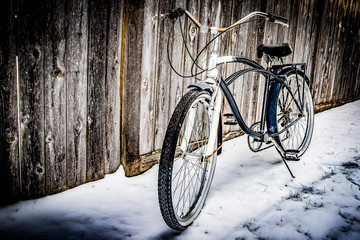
xmin=179 ymin=85 xmax=223 ymax=161
xmin=203 ymin=87 xmax=223 ymax=161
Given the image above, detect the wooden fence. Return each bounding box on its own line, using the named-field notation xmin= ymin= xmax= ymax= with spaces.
xmin=0 ymin=0 xmax=359 ymax=204
xmin=0 ymin=0 xmax=123 ymax=204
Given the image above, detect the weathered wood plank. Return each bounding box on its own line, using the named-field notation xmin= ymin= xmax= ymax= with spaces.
xmin=308 ymin=0 xmax=321 ymax=101
xmin=182 ymin=0 xmax=200 ymax=89
xmin=335 ymin=0 xmax=360 ymax=101
xmin=349 ymin=0 xmax=360 ymax=98
xmin=274 ymin=0 xmax=288 ymax=46
xmin=168 ymin=0 xmax=187 ymax=120
xmin=277 ymin=0 xmax=291 ymax=48
xmin=292 ymin=0 xmax=307 ymax=64
xmin=341 ymin=0 xmax=354 ymax=100
xmin=43 ymin=0 xmax=67 ymax=194
xmin=307 ymin=0 xmax=322 ymax=94
xmin=320 ymin=0 xmax=338 ymax=102
xmin=65 ymin=0 xmax=88 ymax=188
xmin=251 ymin=4 xmax=265 ymax=125
xmin=228 ymin=0 xmax=253 ymax=132
xmin=325 ymin=0 xmax=342 ymax=102
xmin=240 ymin=0 xmax=254 ymax=126
xmin=15 ymin=0 xmax=46 ymax=199
xmin=231 ymin=0 xmax=249 ymax=133
xmin=244 ymin=0 xmax=264 ymax=126
xmin=333 ymin=0 xmax=347 ymax=101
xmin=302 ymin=0 xmax=317 ymax=78
xmin=252 ymin=0 xmax=267 ymax=124
xmin=287 ymin=0 xmax=300 ymax=64
xmin=154 ymin=1 xmax=174 ymax=151
xmin=213 ymin=0 xmax=232 ymax=132
xmin=121 ymin=0 xmax=144 ymax=176
xmin=196 ymin=0 xmax=212 ymax=82
xmin=0 ymin=0 xmax=21 ymax=205
xmin=105 ymin=0 xmax=123 ymax=173
xmin=217 ymin=0 xmax=232 ymax=64
xmin=86 ymin=0 xmax=108 ymax=181
xmin=223 ymin=0 xmax=240 ymax=135
xmin=312 ymin=0 xmax=329 ymax=105
xmin=139 ymin=0 xmax=159 ymax=157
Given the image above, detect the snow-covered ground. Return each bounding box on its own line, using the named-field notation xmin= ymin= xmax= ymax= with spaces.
xmin=1 ymin=100 xmax=360 ymax=240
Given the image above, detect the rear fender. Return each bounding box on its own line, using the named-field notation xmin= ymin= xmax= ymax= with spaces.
xmin=266 ymin=68 xmax=310 ymax=134
xmin=277 ymin=67 xmax=311 ymax=88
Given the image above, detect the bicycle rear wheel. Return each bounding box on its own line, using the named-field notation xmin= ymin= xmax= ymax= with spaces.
xmin=271 ymin=72 xmax=314 ymax=156
xmin=158 ymin=90 xmax=217 ymax=231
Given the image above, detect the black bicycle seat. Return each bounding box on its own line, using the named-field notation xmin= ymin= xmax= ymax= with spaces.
xmin=257 ymin=43 xmax=292 ymax=58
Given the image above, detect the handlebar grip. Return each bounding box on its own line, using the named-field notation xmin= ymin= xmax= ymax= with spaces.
xmin=267 ymin=13 xmax=288 ymax=24
xmin=169 ymin=8 xmax=185 ymax=19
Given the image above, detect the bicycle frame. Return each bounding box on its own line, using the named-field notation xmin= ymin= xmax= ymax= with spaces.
xmin=176 ymin=10 xmax=307 ymax=160
xmin=187 ymin=32 xmax=308 ymax=159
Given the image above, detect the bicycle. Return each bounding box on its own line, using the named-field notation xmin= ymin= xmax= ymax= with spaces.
xmin=158 ymin=8 xmax=314 ymax=231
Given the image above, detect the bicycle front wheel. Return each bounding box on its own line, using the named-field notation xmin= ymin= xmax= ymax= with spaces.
xmin=158 ymin=89 xmax=217 ymax=231
xmin=273 ymin=72 xmax=314 ymax=156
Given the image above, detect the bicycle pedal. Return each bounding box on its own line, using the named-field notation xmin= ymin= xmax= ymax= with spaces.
xmin=284 ymin=150 xmax=300 ymax=161
xmin=223 ymin=113 xmax=237 ymax=125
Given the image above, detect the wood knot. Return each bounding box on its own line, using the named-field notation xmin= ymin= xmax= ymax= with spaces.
xmin=36 ymin=165 xmax=44 ymax=175
xmin=87 ymin=116 xmax=93 ymax=125
xmin=142 ymin=79 xmax=148 ymax=91
xmin=6 ymin=129 xmax=17 ymax=143
xmin=189 ymin=26 xmax=197 ymax=43
xmin=7 ymin=135 xmax=16 ymax=143
xmin=232 ymin=33 xmax=237 ymax=44
xmin=53 ymin=69 xmax=63 ymax=77
xmin=33 ymin=48 xmax=41 ymax=59
xmin=46 ymin=133 xmax=54 ymax=143
xmin=74 ymin=120 xmax=83 ymax=136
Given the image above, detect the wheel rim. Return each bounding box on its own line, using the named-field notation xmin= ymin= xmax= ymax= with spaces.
xmin=276 ymin=76 xmax=313 ymax=154
xmin=171 ymin=94 xmax=216 ymax=226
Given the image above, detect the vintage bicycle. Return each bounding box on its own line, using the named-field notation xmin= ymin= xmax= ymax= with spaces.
xmin=158 ymin=8 xmax=314 ymax=231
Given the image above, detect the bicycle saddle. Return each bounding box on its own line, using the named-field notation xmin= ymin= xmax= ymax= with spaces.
xmin=257 ymin=43 xmax=292 ymax=58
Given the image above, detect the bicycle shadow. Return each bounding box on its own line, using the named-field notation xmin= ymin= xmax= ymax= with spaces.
xmin=149 ymin=230 xmax=182 ymax=240
xmin=0 ymin=206 xmax=184 ymax=240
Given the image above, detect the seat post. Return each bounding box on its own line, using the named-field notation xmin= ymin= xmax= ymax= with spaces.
xmin=264 ymin=54 xmax=274 ymax=70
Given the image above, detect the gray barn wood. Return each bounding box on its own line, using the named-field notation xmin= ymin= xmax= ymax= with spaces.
xmin=0 ymin=0 xmax=359 ymax=204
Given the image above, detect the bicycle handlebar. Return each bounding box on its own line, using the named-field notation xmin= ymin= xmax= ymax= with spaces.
xmin=165 ymin=8 xmax=289 ymax=32
xmin=267 ymin=13 xmax=288 ymax=25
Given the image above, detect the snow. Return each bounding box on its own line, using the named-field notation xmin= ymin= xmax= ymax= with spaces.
xmin=1 ymin=100 xmax=360 ymax=240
